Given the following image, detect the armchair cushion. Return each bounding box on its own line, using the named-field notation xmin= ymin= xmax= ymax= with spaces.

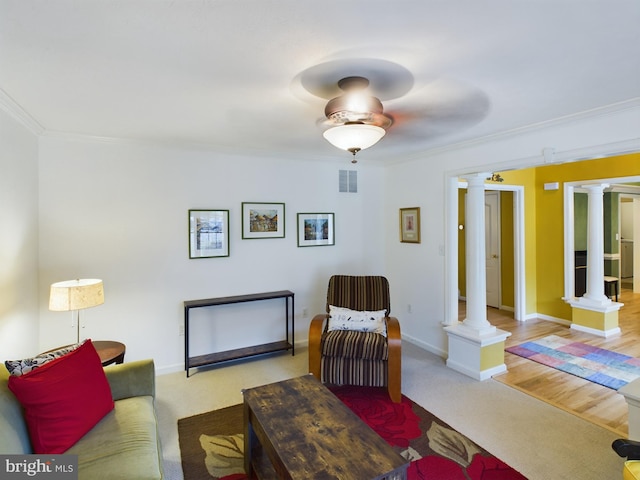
xmin=327 ymin=305 xmax=387 ymax=336
xmin=322 ymin=330 xmax=389 ymax=361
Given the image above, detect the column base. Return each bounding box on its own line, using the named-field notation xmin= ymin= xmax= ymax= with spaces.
xmin=444 ymin=323 xmax=512 ymax=381
xmin=619 ymin=379 xmax=640 ymax=441
xmin=568 ymin=298 xmax=622 ymax=337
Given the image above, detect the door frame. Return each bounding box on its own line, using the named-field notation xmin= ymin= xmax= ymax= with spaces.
xmin=563 ymin=177 xmax=640 ymax=300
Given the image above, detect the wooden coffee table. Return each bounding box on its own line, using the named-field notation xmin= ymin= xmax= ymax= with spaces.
xmin=243 ymin=374 xmax=408 ymax=480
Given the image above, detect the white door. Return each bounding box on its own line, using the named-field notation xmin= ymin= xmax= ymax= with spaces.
xmin=485 ymin=191 xmax=501 ymax=308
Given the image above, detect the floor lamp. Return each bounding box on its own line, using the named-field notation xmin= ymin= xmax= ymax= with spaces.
xmin=49 ymin=279 xmax=105 ymax=344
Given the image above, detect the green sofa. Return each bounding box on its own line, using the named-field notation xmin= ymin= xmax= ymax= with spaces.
xmin=0 ymin=359 xmax=164 ymax=479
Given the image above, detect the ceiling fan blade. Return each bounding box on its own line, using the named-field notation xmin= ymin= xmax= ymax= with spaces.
xmin=384 ymin=77 xmax=490 ymax=138
xmin=292 ymin=58 xmax=415 ymax=102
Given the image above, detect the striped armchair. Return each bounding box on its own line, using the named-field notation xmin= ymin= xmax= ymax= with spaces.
xmin=308 ymin=275 xmax=402 ymax=403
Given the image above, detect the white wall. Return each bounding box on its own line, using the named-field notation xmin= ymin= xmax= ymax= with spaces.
xmin=0 ymin=109 xmax=40 ymax=358
xmin=37 ymin=136 xmax=386 ymax=373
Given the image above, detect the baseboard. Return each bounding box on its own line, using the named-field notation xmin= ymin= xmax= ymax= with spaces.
xmin=156 ymin=340 xmax=309 ymax=376
xmin=402 ymin=333 xmax=447 ymax=358
xmin=534 ymin=313 xmax=571 ymax=326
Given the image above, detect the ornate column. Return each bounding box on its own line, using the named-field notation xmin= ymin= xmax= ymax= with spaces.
xmin=582 ymin=184 xmax=609 ymax=304
xmin=461 ymin=174 xmax=494 ymax=333
xmin=570 ymin=183 xmax=622 ymax=336
xmin=445 ymin=173 xmax=511 ymax=380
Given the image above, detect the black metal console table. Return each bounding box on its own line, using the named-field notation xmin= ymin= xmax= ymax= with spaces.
xmin=184 ymin=290 xmax=294 ymax=376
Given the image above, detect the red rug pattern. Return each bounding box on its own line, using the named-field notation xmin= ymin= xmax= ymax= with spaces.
xmin=330 ymin=386 xmax=526 ymax=480
xmin=179 ymin=385 xmax=527 ymax=480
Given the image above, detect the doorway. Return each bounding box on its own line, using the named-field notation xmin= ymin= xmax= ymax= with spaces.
xmin=455 ymin=182 xmax=524 ymax=321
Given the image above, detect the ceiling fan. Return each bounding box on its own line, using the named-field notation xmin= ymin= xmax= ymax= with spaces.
xmin=321 ymin=76 xmax=393 ymax=162
xmin=294 ymin=58 xmax=491 ymax=162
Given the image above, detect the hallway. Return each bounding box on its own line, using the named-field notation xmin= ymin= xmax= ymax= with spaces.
xmin=460 ymin=286 xmax=640 ymax=437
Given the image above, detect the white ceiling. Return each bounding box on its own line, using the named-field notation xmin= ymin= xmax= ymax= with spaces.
xmin=1 ymin=0 xmax=639 ymax=164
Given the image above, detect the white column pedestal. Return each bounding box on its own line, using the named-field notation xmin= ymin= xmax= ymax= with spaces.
xmin=568 ymin=297 xmax=622 ymax=337
xmin=444 ymin=323 xmax=512 ymax=380
xmin=619 ymin=379 xmax=640 ymax=441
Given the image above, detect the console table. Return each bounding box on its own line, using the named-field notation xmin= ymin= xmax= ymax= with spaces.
xmin=184 ymin=290 xmax=294 ymax=377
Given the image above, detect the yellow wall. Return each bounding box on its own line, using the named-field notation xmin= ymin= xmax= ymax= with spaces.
xmin=533 ymin=152 xmax=640 ymax=320
xmin=500 ymin=191 xmax=514 ymax=307
xmin=458 ymin=189 xmax=466 ymax=296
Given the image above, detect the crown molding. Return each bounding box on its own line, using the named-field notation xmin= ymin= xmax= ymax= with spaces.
xmin=0 ymin=88 xmax=45 ymax=135
xmin=40 ymin=129 xmax=343 ymax=164
xmin=394 ymin=97 xmax=640 ymax=164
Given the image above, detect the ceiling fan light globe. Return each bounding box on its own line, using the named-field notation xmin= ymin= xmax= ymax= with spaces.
xmin=323 ymin=124 xmax=386 ymax=152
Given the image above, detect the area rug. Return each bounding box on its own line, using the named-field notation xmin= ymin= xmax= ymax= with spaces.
xmin=506 ymin=334 xmax=640 ymax=390
xmin=178 ymin=385 xmax=527 ymax=480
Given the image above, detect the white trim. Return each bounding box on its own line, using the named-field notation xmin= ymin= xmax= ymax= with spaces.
xmin=449 ymin=182 xmax=526 ymax=323
xmin=443 ymin=176 xmax=461 ymax=326
xmin=444 ymin=324 xmax=511 ymax=345
xmin=395 ymin=99 xmax=640 ymax=165
xmin=402 ymin=334 xmax=447 ymax=358
xmin=564 ymin=183 xmax=577 ymax=300
xmin=445 ymin=358 xmax=507 ymax=381
xmin=535 ymin=313 xmax=572 ymax=326
xmin=0 ymin=88 xmax=45 ymax=135
xmin=568 ymin=297 xmax=624 ymax=313
xmin=564 ymin=173 xmax=640 ymax=303
xmin=570 ymin=323 xmax=621 ymax=338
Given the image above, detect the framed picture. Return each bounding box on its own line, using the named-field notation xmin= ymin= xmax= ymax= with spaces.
xmin=400 ymin=207 xmax=420 ymax=243
xmin=297 ymin=213 xmax=335 ymax=247
xmin=189 ymin=209 xmax=230 ymax=258
xmin=242 ymin=202 xmax=285 ymax=239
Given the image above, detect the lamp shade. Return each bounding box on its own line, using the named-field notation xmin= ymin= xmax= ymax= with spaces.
xmin=49 ymin=279 xmax=105 ymax=312
xmin=323 ymin=124 xmax=386 ymax=152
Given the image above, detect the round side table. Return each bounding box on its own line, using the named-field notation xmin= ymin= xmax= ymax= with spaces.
xmin=93 ymin=341 xmax=126 ymax=366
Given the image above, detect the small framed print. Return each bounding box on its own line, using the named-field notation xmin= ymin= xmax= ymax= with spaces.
xmin=189 ymin=209 xmax=230 ymax=258
xmin=400 ymin=207 xmax=420 ymax=243
xmin=297 ymin=213 xmax=335 ymax=247
xmin=242 ymin=202 xmax=285 ymax=239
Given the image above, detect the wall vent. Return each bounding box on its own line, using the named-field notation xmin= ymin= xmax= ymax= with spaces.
xmin=339 ymin=170 xmax=357 ymax=193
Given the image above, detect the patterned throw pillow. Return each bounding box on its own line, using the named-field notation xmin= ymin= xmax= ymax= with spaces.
xmin=5 ymin=341 xmax=85 ymax=376
xmin=327 ymin=305 xmax=387 ymax=337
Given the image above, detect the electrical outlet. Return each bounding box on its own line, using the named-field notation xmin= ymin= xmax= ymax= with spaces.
xmin=407 ymin=304 xmax=412 ymax=314
xmin=302 ymin=308 xmax=308 ymax=318
xmin=179 ymin=324 xmax=185 ymax=336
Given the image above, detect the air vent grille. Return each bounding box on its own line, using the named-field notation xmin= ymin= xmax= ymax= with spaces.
xmin=339 ymin=170 xmax=357 ymax=193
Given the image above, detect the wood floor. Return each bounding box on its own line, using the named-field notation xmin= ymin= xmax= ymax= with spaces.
xmin=463 ymin=285 xmax=640 ymax=437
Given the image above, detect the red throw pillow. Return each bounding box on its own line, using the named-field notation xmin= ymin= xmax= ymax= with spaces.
xmin=7 ymin=339 xmax=115 ymax=454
